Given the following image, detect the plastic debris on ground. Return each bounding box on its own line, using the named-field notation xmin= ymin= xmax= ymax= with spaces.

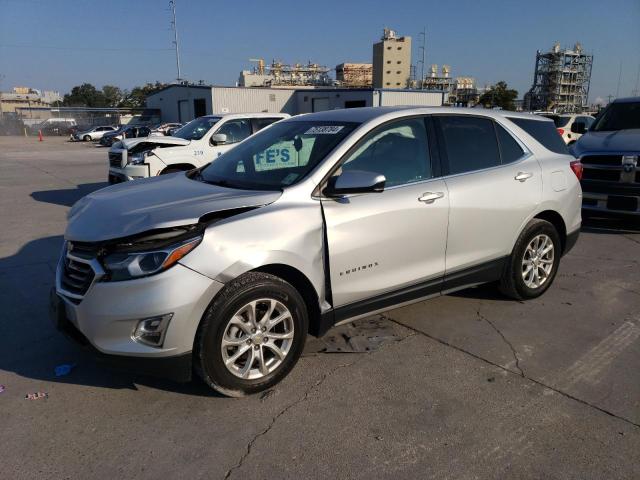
xmin=54 ymin=363 xmax=76 ymax=377
xmin=25 ymin=392 xmax=48 ymax=400
xmin=0 ymin=385 xmax=5 ymax=394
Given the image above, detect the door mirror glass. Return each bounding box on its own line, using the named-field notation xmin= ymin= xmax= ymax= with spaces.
xmin=323 ymin=170 xmax=386 ymax=197
xmin=211 ymin=133 xmax=228 ymax=146
xmin=571 ymin=121 xmax=586 ymax=134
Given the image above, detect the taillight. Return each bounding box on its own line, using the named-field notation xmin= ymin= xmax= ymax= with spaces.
xmin=557 ymin=128 xmax=565 ymax=136
xmin=570 ymin=160 xmax=583 ymax=180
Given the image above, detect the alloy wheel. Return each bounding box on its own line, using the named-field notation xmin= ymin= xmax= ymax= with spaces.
xmin=220 ymin=298 xmax=294 ymax=380
xmin=521 ymin=234 xmax=555 ymax=289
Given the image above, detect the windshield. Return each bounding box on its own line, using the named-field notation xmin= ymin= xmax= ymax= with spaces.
xmin=591 ymin=102 xmax=640 ymax=131
xmin=198 ymin=121 xmax=359 ymax=190
xmin=173 ymin=117 xmax=221 ymax=140
xmin=542 ymin=115 xmax=571 ymax=128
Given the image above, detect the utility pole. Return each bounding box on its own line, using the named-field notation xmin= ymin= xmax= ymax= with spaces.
xmin=615 ymin=61 xmax=622 ymax=99
xmin=418 ymin=28 xmax=426 ymax=89
xmin=632 ymin=63 xmax=640 ymax=97
xmin=169 ymin=0 xmax=182 ymax=82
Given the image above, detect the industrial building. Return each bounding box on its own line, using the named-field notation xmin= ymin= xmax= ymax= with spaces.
xmin=239 ymin=59 xmax=333 ymax=88
xmin=525 ymin=42 xmax=593 ymax=113
xmin=449 ymin=77 xmax=479 ymax=107
xmin=336 ymin=63 xmax=373 ymax=88
xmin=0 ymin=86 xmax=62 ymax=115
xmin=372 ymin=29 xmax=412 ymax=88
xmin=146 ymin=84 xmax=447 ymax=123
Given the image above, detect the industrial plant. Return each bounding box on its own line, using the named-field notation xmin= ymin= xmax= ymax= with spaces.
xmin=525 ymin=42 xmax=593 ymax=113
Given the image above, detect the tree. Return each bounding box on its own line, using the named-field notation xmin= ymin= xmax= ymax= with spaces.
xmin=62 ymin=83 xmax=106 ymax=107
xmin=478 ymin=81 xmax=518 ymax=111
xmin=120 ymin=82 xmax=168 ymax=108
xmin=102 ymin=85 xmax=124 ymax=107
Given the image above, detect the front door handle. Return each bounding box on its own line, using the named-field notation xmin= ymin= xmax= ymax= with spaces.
xmin=515 ymin=171 xmax=533 ymax=182
xmin=418 ymin=192 xmax=444 ymax=204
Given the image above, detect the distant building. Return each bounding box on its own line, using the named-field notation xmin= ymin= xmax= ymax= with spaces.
xmin=449 ymin=76 xmax=479 ymax=107
xmin=336 ymin=63 xmax=373 ymax=88
xmin=525 ymin=42 xmax=593 ymax=113
xmin=146 ymin=84 xmax=447 ymax=123
xmin=372 ymin=29 xmax=412 ymax=89
xmin=239 ymin=59 xmax=333 ymax=88
xmin=0 ymin=86 xmax=62 ymax=115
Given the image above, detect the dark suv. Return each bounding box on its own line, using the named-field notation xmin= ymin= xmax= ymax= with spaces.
xmin=571 ymin=97 xmax=640 ymax=218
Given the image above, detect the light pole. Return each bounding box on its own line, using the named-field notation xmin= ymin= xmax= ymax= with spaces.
xmin=418 ymin=28 xmax=426 ymax=89
xmin=169 ymin=0 xmax=182 ymax=82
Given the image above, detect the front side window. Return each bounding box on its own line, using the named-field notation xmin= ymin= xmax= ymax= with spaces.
xmin=339 ymin=118 xmax=430 ymax=187
xmin=173 ymin=117 xmax=221 ymax=141
xmin=215 ymin=119 xmax=252 ymax=144
xmin=198 ymin=121 xmax=358 ymax=190
xmin=437 ymin=116 xmax=500 ymax=175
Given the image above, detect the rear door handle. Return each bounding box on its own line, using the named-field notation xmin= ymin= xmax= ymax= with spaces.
xmin=514 ymin=172 xmax=533 ymax=182
xmin=418 ymin=192 xmax=444 ymax=204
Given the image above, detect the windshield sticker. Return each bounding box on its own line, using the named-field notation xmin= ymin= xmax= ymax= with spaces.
xmin=304 ymin=126 xmax=344 ymax=135
xmin=281 ymin=173 xmax=299 ymax=185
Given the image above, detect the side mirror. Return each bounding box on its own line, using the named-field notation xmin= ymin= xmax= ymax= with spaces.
xmin=323 ymin=170 xmax=386 ymax=197
xmin=571 ymin=121 xmax=586 ymax=134
xmin=211 ymin=133 xmax=228 ymax=146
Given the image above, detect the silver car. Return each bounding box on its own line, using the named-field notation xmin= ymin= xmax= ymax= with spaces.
xmin=51 ymin=107 xmax=582 ymax=396
xmin=72 ymin=126 xmax=117 ymax=142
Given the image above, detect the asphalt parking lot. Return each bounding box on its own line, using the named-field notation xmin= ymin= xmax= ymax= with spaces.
xmin=0 ymin=136 xmax=639 ymax=479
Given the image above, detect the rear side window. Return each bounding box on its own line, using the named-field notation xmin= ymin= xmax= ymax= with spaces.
xmin=253 ymin=117 xmax=283 ymax=133
xmin=437 ymin=116 xmax=500 ymax=175
xmin=508 ymin=118 xmax=568 ymax=154
xmin=495 ymin=124 xmax=525 ymax=164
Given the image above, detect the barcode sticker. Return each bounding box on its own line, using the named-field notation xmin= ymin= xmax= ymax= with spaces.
xmin=304 ymin=126 xmax=344 ymax=135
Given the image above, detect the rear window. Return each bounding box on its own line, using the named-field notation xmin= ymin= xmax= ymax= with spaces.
xmin=542 ymin=115 xmax=571 ymax=128
xmin=508 ymin=118 xmax=568 ymax=154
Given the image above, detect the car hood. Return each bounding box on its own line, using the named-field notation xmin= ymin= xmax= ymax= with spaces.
xmin=120 ymin=136 xmax=191 ymax=150
xmin=572 ymin=129 xmax=640 ymax=156
xmin=66 ymin=173 xmax=282 ymax=242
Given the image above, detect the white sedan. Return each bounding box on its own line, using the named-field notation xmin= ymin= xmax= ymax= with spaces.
xmin=72 ymin=126 xmax=118 ymax=142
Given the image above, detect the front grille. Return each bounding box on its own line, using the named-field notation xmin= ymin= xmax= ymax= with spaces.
xmin=109 ymin=151 xmax=123 ymax=168
xmin=582 ymin=169 xmax=621 ymax=182
xmin=581 ymin=155 xmax=622 ymax=166
xmin=60 ymin=242 xmax=100 ymax=298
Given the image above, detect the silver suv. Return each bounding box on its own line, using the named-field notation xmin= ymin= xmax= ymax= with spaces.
xmin=51 ymin=107 xmax=582 ymax=396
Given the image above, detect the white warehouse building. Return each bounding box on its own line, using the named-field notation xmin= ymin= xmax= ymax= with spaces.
xmin=146 ymin=84 xmax=447 ymax=123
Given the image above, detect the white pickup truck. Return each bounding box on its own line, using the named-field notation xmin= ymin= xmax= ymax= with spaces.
xmin=107 ymin=113 xmax=289 ymax=184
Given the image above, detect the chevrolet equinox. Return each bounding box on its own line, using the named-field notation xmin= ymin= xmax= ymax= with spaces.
xmin=51 ymin=107 xmax=582 ymax=396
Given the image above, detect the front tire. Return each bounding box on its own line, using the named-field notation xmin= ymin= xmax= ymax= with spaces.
xmin=499 ymin=219 xmax=561 ymax=300
xmin=195 ymin=272 xmax=308 ymax=397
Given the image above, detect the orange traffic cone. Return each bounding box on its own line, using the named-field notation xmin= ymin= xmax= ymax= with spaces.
xmin=38 ymin=130 xmax=43 ymax=142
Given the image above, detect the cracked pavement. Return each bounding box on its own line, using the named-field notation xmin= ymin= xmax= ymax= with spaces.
xmin=1 ymin=137 xmax=639 ymax=479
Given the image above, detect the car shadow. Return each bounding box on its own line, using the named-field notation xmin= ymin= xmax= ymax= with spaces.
xmin=0 ymin=235 xmax=221 ymax=397
xmin=30 ymin=182 xmax=108 ymax=207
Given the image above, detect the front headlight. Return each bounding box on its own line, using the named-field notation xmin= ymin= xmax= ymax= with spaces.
xmin=102 ymin=236 xmax=201 ymax=281
xmin=128 ymin=151 xmax=152 ymax=165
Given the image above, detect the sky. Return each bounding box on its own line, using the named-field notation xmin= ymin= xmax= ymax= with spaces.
xmin=1 ymin=0 xmax=639 ymax=103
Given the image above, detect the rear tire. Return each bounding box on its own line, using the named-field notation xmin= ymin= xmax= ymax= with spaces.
xmin=194 ymin=272 xmax=308 ymax=397
xmin=83 ymin=135 xmax=91 ymax=142
xmin=499 ymin=219 xmax=561 ymax=300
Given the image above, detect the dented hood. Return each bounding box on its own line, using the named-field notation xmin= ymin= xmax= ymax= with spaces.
xmin=120 ymin=136 xmax=191 ymax=150
xmin=66 ymin=173 xmax=282 ymax=242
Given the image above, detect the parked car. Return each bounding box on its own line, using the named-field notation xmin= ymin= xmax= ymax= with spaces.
xmin=570 ymin=97 xmax=640 ymax=218
xmin=100 ymin=125 xmax=151 ymax=147
xmin=52 ymin=107 xmax=581 ymax=396
xmin=71 ymin=125 xmax=118 ymax=142
xmin=150 ymin=123 xmax=184 ymax=137
xmin=540 ymin=113 xmax=595 ymax=145
xmin=166 ymin=124 xmax=184 ymax=136
xmin=37 ymin=118 xmax=77 ymax=136
xmin=107 ymin=113 xmax=289 ymax=184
